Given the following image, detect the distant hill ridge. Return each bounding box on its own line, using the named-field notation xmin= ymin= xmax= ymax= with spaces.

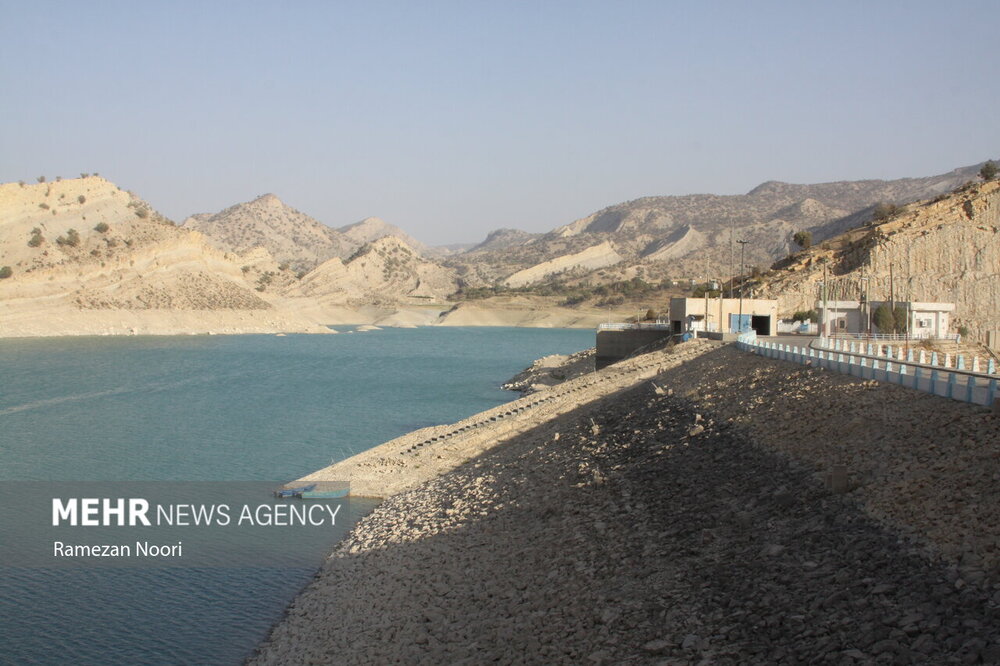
xmin=444 ymin=161 xmax=993 ymax=286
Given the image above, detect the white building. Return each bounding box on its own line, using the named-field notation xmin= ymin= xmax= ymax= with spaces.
xmin=816 ymin=300 xmax=955 ymax=338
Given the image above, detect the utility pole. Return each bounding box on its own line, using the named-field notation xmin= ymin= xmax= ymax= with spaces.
xmin=737 ymin=239 xmax=748 ymax=333
xmin=889 ymin=262 xmax=895 ymax=315
xmin=704 ymin=251 xmax=710 ymax=337
xmin=822 ymin=263 xmax=828 ymax=337
xmin=859 ymin=276 xmax=870 ymax=338
xmin=729 ymin=221 xmax=735 ymax=298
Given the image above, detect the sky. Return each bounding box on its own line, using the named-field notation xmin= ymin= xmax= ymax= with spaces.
xmin=2 ymin=1 xmax=998 ymax=246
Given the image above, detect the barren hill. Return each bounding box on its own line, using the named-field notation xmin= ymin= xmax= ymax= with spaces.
xmin=0 ymin=178 xmax=328 ymax=336
xmin=182 ymin=193 xmax=354 ymax=272
xmin=754 ymin=179 xmax=1000 ymax=342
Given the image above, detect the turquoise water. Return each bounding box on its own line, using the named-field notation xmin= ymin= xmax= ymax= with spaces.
xmin=0 ymin=327 xmax=593 ymax=664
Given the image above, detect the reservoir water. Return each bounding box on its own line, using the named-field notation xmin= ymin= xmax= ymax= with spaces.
xmin=0 ymin=327 xmax=593 ymax=664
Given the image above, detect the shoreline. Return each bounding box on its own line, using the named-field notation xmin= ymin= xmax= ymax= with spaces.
xmin=296 ymin=339 xmax=710 ymax=498
xmin=251 ymin=341 xmax=1000 ymax=663
xmin=0 ymin=303 xmax=615 ymax=339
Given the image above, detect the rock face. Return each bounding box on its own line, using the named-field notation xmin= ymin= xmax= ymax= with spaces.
xmin=759 ymin=179 xmax=1000 ymax=341
xmin=182 ymin=193 xmax=355 ymax=271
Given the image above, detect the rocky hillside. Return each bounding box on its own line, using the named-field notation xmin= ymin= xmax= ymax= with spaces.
xmin=182 ymin=193 xmax=355 ymax=271
xmin=449 ymin=162 xmax=990 ymax=287
xmin=288 ymin=236 xmax=458 ymax=307
xmin=0 ymin=177 xmax=335 ymax=335
xmin=755 ymin=179 xmax=1000 ymax=342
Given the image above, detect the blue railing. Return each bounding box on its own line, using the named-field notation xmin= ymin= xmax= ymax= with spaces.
xmin=736 ymin=332 xmax=998 ymax=407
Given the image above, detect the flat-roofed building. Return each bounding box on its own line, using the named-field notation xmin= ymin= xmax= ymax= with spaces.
xmin=816 ymin=300 xmax=955 ymax=338
xmin=668 ymin=298 xmax=778 ymax=336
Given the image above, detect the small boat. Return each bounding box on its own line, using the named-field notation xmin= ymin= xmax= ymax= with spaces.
xmin=273 ymin=484 xmax=316 ymax=498
xmin=297 ymin=487 xmax=349 ymax=499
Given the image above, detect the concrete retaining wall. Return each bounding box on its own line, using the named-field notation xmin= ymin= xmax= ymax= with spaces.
xmin=596 ymin=329 xmax=673 ymax=369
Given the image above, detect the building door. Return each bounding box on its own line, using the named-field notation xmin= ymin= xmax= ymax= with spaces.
xmin=729 ymin=314 xmax=750 ymax=333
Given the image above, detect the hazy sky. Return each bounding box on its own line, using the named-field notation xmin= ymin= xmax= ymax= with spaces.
xmin=2 ymin=1 xmax=998 ymax=245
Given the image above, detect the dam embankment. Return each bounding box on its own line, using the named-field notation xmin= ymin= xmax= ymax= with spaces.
xmin=251 ymin=343 xmax=1000 ymax=664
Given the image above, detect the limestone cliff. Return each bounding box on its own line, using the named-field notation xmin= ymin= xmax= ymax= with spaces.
xmin=758 ymin=180 xmax=1000 ymax=342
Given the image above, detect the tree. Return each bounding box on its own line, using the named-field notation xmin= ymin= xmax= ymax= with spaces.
xmin=873 ymin=305 xmax=895 ymax=333
xmin=892 ymin=305 xmax=909 ymax=333
xmin=792 ymin=310 xmax=817 ymax=323
xmin=873 ymin=304 xmax=909 ymax=333
xmin=980 ymin=160 xmax=998 ymax=181
xmin=793 ymin=230 xmax=812 ymax=249
xmin=0 ymin=266 xmax=12 ymax=279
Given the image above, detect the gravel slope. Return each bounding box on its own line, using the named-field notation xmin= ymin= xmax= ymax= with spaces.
xmin=250 ymin=344 xmax=1000 ymax=665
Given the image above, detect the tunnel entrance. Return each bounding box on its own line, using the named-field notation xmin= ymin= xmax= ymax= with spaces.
xmin=751 ymin=315 xmax=771 ymax=336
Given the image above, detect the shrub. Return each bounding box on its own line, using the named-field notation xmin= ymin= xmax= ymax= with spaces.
xmin=958 ymin=325 xmax=971 ymax=338
xmin=78 ymin=195 xmax=86 ymax=204
xmin=56 ymin=229 xmax=81 ymax=248
xmin=980 ymin=161 xmax=998 ymax=181
xmin=18 ymin=180 xmax=25 ymax=187
xmin=644 ymin=309 xmax=658 ymax=321
xmin=872 ymin=202 xmax=899 ymax=221
xmin=36 ymin=176 xmax=45 ymax=183
xmin=94 ymin=222 xmax=109 ymax=233
xmin=135 ymin=207 xmax=149 ymax=219
xmin=793 ymin=230 xmax=812 ymax=249
xmin=0 ymin=266 xmax=12 ymax=279
xmin=80 ymin=173 xmax=90 ymax=178
xmin=38 ymin=202 xmax=49 ymax=210
xmin=28 ymin=228 xmax=44 ymax=247
xmin=792 ymin=310 xmax=817 ymax=323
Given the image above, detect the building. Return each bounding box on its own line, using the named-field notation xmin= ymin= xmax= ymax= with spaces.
xmin=816 ymin=300 xmax=955 ymax=338
xmin=668 ymin=297 xmax=778 ymax=336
